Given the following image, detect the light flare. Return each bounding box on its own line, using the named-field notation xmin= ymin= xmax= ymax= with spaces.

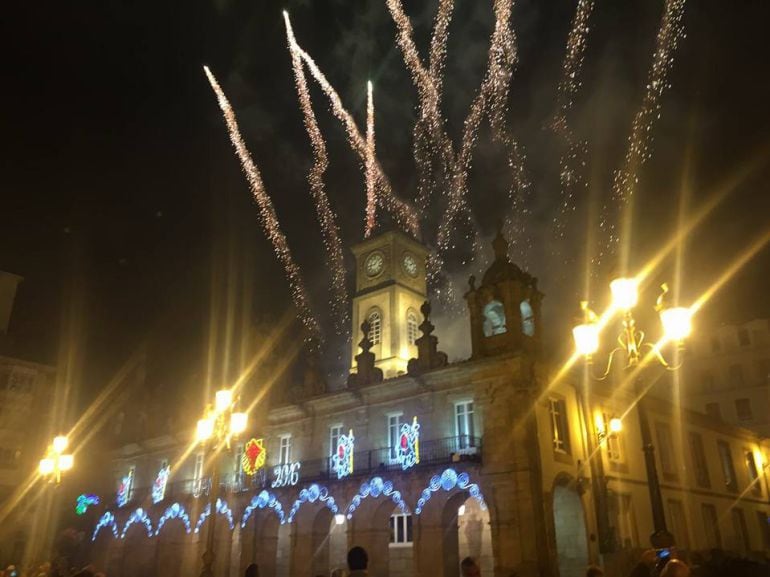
xmin=365 ymin=80 xmax=376 ymax=237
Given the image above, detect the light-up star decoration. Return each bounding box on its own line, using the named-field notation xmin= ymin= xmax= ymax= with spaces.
xmin=332 ymin=429 xmax=354 ymax=479
xmin=75 ymin=494 xmax=100 ymax=516
xmin=116 ymin=475 xmax=131 ymax=508
xmin=152 ymin=465 xmax=170 ymax=504
xmin=242 ymin=438 xmax=266 ymax=476
xmin=397 ymin=417 xmax=420 ymax=470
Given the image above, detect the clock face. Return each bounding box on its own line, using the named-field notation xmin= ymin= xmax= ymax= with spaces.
xmin=365 ymin=251 xmax=385 ymax=278
xmin=402 ymin=253 xmax=418 ymax=277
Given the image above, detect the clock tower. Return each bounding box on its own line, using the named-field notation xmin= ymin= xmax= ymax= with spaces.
xmin=350 ymin=230 xmax=429 ymax=378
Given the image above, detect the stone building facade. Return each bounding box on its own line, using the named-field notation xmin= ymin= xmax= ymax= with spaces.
xmin=83 ymin=232 xmax=770 ymax=577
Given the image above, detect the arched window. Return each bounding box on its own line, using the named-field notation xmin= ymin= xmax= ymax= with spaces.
xmin=407 ymin=309 xmax=419 ymax=345
xmin=482 ymin=300 xmax=507 ymax=337
xmin=367 ymin=308 xmax=382 ymax=345
xmin=520 ymin=299 xmax=535 ymax=337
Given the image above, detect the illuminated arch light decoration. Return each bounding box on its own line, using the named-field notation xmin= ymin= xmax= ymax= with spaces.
xmin=287 ymin=484 xmax=338 ymax=523
xmin=76 ymin=493 xmax=100 ymax=516
xmin=91 ymin=511 xmax=118 ymax=541
xmin=120 ymin=507 xmax=153 ymax=539
xmin=241 ymin=490 xmax=286 ymax=526
xmin=242 ymin=438 xmax=266 ymax=476
xmin=414 ymin=469 xmax=487 ymax=515
xmin=346 ymin=476 xmax=407 ymax=520
xmin=397 ymin=417 xmax=420 ymax=470
xmin=155 ymin=502 xmax=191 ymax=536
xmin=331 ymin=429 xmax=354 ymax=479
xmin=152 ymin=465 xmax=170 ymax=504
xmin=194 ymin=498 xmax=235 ymax=534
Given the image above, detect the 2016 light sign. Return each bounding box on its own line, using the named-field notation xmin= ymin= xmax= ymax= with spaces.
xmin=271 ymin=462 xmax=301 ymax=488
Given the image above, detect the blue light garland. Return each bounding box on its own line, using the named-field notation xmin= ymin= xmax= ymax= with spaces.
xmin=194 ymin=498 xmax=234 ymax=533
xmin=120 ymin=508 xmax=153 ymax=539
xmin=155 ymin=502 xmax=191 ymax=536
xmin=241 ymin=490 xmax=286 ymax=526
xmin=414 ymin=469 xmax=486 ymax=515
xmin=92 ymin=511 xmax=118 ymax=541
xmin=76 ymin=494 xmax=100 ymax=516
xmin=287 ymin=483 xmax=338 ymax=523
xmin=346 ymin=476 xmax=407 ymax=520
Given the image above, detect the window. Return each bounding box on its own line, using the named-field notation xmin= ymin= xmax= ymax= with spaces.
xmin=279 ymin=435 xmax=292 ymax=465
xmin=549 ymin=398 xmax=571 ymax=454
xmin=367 ymin=309 xmax=382 ymax=345
xmin=656 ymin=423 xmax=676 ymax=477
xmin=389 ymin=513 xmax=413 ymax=544
xmin=738 ymin=328 xmax=750 ymax=347
xmin=603 ymin=413 xmax=622 ymax=462
xmin=717 ymin=440 xmax=737 ymax=491
xmin=387 ymin=414 xmax=403 ymax=460
xmin=731 ymin=508 xmax=750 ymax=553
xmin=757 ymin=511 xmax=770 ymax=549
xmin=728 ymin=364 xmax=744 ymax=387
xmin=193 ymin=453 xmax=204 ymax=482
xmin=702 ymin=504 xmax=722 ymax=548
xmin=127 ymin=465 xmax=136 ymax=500
xmin=710 ymin=336 xmax=721 ymax=353
xmin=705 ymin=402 xmax=721 ymax=420
xmin=735 ymin=398 xmax=753 ymax=421
xmin=615 ymin=495 xmax=639 ymax=548
xmin=407 ymin=310 xmax=419 ymax=345
xmin=482 ymin=300 xmax=507 ymax=337
xmin=520 ymin=299 xmax=535 ymax=336
xmin=667 ymin=500 xmax=690 ymax=549
xmin=234 ymin=444 xmax=244 ymax=484
xmin=688 ymin=433 xmax=710 ymax=488
xmin=329 ymin=425 xmax=342 ymax=458
xmin=756 ymin=358 xmax=770 ymax=382
xmin=746 ymin=451 xmax=762 ymax=495
xmin=455 ymin=401 xmax=475 ymax=450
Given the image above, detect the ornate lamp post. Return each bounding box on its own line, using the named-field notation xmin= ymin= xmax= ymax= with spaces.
xmin=196 ymin=389 xmax=247 ymax=577
xmin=39 ymin=435 xmax=74 ymax=485
xmin=572 ymin=279 xmax=692 ymax=549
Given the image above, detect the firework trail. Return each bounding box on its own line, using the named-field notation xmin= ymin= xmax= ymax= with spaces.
xmin=283 ymin=12 xmax=349 ymax=334
xmin=550 ymin=0 xmax=596 ymax=253
xmin=293 ymin=43 xmax=420 ymax=238
xmin=602 ymin=0 xmax=687 ymax=262
xmin=365 ymin=81 xmax=377 ymax=238
xmin=204 ymin=66 xmax=321 ymax=344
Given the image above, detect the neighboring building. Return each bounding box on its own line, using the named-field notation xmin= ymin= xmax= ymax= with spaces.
xmin=683 ymin=319 xmax=770 ymax=436
xmin=83 ymin=232 xmax=770 ymax=577
xmin=0 ymin=272 xmax=56 ymax=567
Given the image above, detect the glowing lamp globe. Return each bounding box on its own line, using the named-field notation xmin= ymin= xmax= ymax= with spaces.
xmin=334 ymin=514 xmax=346 ymax=526
xmin=53 ymin=435 xmax=69 ymax=454
xmin=215 ymin=389 xmax=233 ymax=413
xmin=197 ymin=418 xmax=214 ymax=442
xmin=572 ymin=322 xmax=600 ymax=357
xmin=609 ymin=418 xmax=623 ymax=434
xmin=660 ymin=306 xmax=692 ymax=342
xmin=610 ymin=277 xmax=639 ymax=311
xmin=59 ymin=454 xmax=74 ymax=471
xmin=39 ymin=458 xmax=55 ymax=476
xmin=230 ymin=412 xmax=247 ymax=435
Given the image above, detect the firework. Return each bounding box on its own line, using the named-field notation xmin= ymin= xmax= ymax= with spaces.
xmin=365 ymin=81 xmax=377 ymax=238
xmin=204 ymin=66 xmax=321 ymax=344
xmin=284 ymin=12 xmax=349 ymax=333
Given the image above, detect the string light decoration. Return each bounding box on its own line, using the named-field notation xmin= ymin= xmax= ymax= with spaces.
xmin=155 ymin=503 xmax=191 ymax=536
xmin=364 ymin=81 xmax=377 ymax=238
xmin=120 ymin=508 xmax=153 ymax=539
xmin=414 ymin=469 xmax=487 ymax=515
xmin=194 ymin=498 xmax=234 ymax=533
xmin=152 ymin=465 xmax=170 ymax=505
xmin=241 ymin=438 xmax=266 ymax=476
xmin=287 ymin=483 xmax=338 ymax=523
xmin=75 ymin=494 xmax=100 ymax=516
xmin=92 ymin=512 xmax=118 ymax=541
xmin=603 ymin=0 xmax=687 ymax=258
xmin=241 ymin=490 xmax=286 ymax=526
xmin=331 ymin=429 xmax=354 ymax=479
xmin=396 ymin=417 xmax=420 ymax=470
xmin=204 ymin=66 xmax=321 ymax=345
xmin=116 ymin=474 xmax=132 ymax=508
xmin=283 ymin=12 xmax=349 ymax=333
xmin=346 ymin=476 xmax=407 ymax=520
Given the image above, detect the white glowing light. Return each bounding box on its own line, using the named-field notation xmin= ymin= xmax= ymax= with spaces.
xmin=230 ymin=412 xmax=247 ymax=436
xmin=39 ymin=458 xmax=54 ymax=476
xmin=458 ymin=504 xmax=466 ymax=516
xmin=334 ymin=513 xmax=346 ymax=525
xmin=58 ymin=454 xmax=74 ymax=471
xmin=610 ymin=278 xmax=639 ymax=311
xmin=660 ymin=306 xmax=692 ymax=342
xmin=53 ymin=435 xmax=69 ymax=454
xmin=609 ymin=418 xmax=623 ymax=434
xmin=196 ymin=418 xmax=214 ymax=443
xmin=573 ymin=323 xmax=600 ymax=356
xmin=215 ymin=389 xmax=233 ymax=413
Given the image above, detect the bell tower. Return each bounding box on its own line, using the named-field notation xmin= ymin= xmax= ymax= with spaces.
xmin=350 ymin=230 xmax=429 ymax=378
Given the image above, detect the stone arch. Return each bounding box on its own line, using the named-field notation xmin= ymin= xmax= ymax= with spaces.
xmin=551 ymin=474 xmax=589 ymax=577
xmin=120 ymin=512 xmax=156 ymax=577
xmin=288 ymin=490 xmax=338 ymax=577
xmin=457 ymin=494 xmax=493 ymax=576
xmin=240 ymin=506 xmax=282 ymax=577
xmin=155 ymin=504 xmax=191 ymax=577
xmin=482 ymin=300 xmax=507 ymax=337
xmin=193 ymin=499 xmax=235 ymax=577
xmin=520 ymin=298 xmax=535 ymax=336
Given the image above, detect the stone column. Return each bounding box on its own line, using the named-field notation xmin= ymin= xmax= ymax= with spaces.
xmin=414 ymin=520 xmax=460 ymax=577
xmin=349 ymin=525 xmax=391 ymax=577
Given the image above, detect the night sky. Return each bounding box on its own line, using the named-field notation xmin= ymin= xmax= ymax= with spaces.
xmin=2 ymin=1 xmax=769 ymax=403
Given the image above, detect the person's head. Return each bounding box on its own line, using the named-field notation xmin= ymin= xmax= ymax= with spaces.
xmin=245 ymin=563 xmax=259 ymax=577
xmin=640 ymin=549 xmax=658 ymax=567
xmin=659 ymin=559 xmax=690 ymax=577
xmin=585 ymin=565 xmax=604 ymax=577
xmin=347 ymin=546 xmax=368 ymax=571
xmin=460 ymin=557 xmax=481 ymax=577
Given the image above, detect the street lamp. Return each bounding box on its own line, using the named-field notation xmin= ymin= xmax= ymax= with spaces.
xmin=39 ymin=435 xmax=74 ymax=485
xmin=196 ymin=389 xmax=247 ymax=577
xmin=573 ymin=279 xmax=692 ymax=549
